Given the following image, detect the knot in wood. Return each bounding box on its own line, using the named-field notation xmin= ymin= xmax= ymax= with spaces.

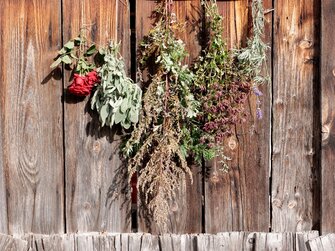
xmin=248 ymin=237 xmax=255 ymax=244
xmin=210 ymin=173 xmax=220 ymax=184
xmin=93 ymin=142 xmax=101 ymax=153
xmin=83 ymin=202 xmax=91 ymax=210
xmin=228 ymin=137 xmax=237 ymax=150
xmin=288 ymin=200 xmax=297 ymax=209
xmin=299 ymin=39 xmax=313 ymax=49
xmin=170 ymin=202 xmax=178 ymax=212
xmin=272 ymin=198 xmax=282 ymax=208
xmin=322 ymin=125 xmax=330 ymax=143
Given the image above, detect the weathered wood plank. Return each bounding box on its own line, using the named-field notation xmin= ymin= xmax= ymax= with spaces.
xmin=63 ymin=0 xmax=130 ymax=232
xmin=205 ymin=0 xmax=272 ymax=233
xmin=295 ymin=231 xmax=319 ymax=251
xmin=159 ymin=234 xmax=182 ymax=251
xmin=128 ymin=233 xmax=143 ymax=251
xmin=254 ymin=232 xmax=295 ymax=250
xmin=0 ymin=234 xmax=27 ymax=251
xmin=76 ymin=233 xmax=117 ymax=251
xmin=141 ymin=234 xmax=159 ymax=251
xmin=271 ymin=0 xmax=319 ymax=232
xmin=321 ymin=0 xmax=335 ymax=235
xmin=0 ymin=0 xmax=64 ymax=234
xmin=136 ymin=0 xmax=202 ymax=233
xmin=118 ymin=0 xmax=131 ymax=74
xmin=216 ymin=232 xmax=254 ymax=251
xmin=254 ymin=232 xmax=318 ymax=251
xmin=3 ymin=232 xmax=323 ymax=251
xmin=0 ymin=0 xmax=8 ymax=234
xmin=0 ymin=63 xmax=7 ymax=235
xmin=0 ymin=1 xmax=7 ymax=231
xmin=307 ymin=234 xmax=335 ymax=251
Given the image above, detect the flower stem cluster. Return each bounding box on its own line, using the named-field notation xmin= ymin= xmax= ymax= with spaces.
xmin=189 ymin=0 xmax=249 ymax=165
xmin=123 ymin=0 xmax=198 ymax=231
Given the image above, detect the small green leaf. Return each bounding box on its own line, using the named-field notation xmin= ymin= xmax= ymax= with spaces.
xmin=64 ymin=41 xmax=75 ymax=50
xmin=61 ymin=55 xmax=72 ymax=64
xmin=121 ymin=120 xmax=131 ymax=129
xmin=85 ymin=44 xmax=97 ymax=56
xmin=100 ymin=104 xmax=109 ymax=127
xmin=58 ymin=47 xmax=67 ymax=55
xmin=114 ymin=109 xmax=126 ymax=124
xmin=129 ymin=109 xmax=139 ymax=123
xmin=50 ymin=57 xmax=62 ymax=68
xmin=120 ymin=98 xmax=129 ymax=113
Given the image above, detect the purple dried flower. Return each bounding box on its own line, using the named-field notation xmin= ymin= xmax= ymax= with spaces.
xmin=252 ymin=86 xmax=263 ymax=96
xmin=256 ymin=108 xmax=263 ymax=119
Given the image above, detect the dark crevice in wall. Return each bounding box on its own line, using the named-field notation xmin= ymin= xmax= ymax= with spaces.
xmin=269 ymin=0 xmax=275 ymax=233
xmin=200 ymin=1 xmax=206 ymax=234
xmin=130 ymin=0 xmax=138 ymax=233
xmin=61 ymin=0 xmax=67 ymax=234
xmin=312 ymin=0 xmax=322 ymax=233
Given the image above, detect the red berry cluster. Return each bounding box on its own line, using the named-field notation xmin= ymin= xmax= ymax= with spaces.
xmin=68 ymin=71 xmax=100 ymax=96
xmin=197 ymin=81 xmax=251 ymax=146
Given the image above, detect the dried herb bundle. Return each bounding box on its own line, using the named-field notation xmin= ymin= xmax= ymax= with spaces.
xmin=91 ymin=42 xmax=142 ymax=129
xmin=188 ymin=0 xmax=268 ymax=168
xmin=236 ymin=0 xmax=269 ymax=118
xmin=123 ymin=1 xmax=198 ymax=230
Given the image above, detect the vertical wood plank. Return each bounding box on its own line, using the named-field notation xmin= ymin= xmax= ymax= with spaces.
xmin=205 ymin=0 xmax=272 ymax=233
xmin=307 ymin=234 xmax=335 ymax=251
xmin=320 ymin=0 xmax=335 ymax=235
xmin=216 ymin=232 xmax=254 ymax=251
xmin=0 ymin=0 xmax=64 ymax=234
xmin=295 ymin=231 xmax=319 ymax=251
xmin=141 ymin=234 xmax=159 ymax=251
xmin=254 ymin=232 xmax=295 ymax=250
xmin=63 ymin=0 xmax=131 ymax=232
xmin=136 ymin=0 xmax=202 ymax=233
xmin=271 ymin=0 xmax=319 ymax=232
xmin=159 ymin=234 xmax=182 ymax=251
xmin=0 ymin=15 xmax=7 ymax=232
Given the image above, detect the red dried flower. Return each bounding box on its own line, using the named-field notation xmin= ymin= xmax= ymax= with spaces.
xmin=86 ymin=70 xmax=100 ymax=87
xmin=67 ymin=71 xmax=100 ymax=97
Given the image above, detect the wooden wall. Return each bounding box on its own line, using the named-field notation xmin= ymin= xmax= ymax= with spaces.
xmin=0 ymin=0 xmax=333 ymax=236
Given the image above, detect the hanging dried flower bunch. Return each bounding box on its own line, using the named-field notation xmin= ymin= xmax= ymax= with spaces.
xmin=50 ymin=0 xmax=268 ymax=231
xmin=186 ymin=0 xmax=269 ymax=169
xmin=91 ymin=42 xmax=142 ymax=129
xmin=51 ymin=28 xmax=142 ymax=130
xmin=123 ymin=0 xmax=198 ymax=230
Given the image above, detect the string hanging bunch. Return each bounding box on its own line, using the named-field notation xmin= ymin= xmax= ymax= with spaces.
xmin=186 ymin=0 xmax=268 ymax=169
xmin=51 ymin=27 xmax=142 ymax=131
xmin=51 ymin=26 xmax=101 ymax=97
xmin=123 ymin=0 xmax=198 ymax=230
xmin=91 ymin=42 xmax=142 ymax=129
xmin=235 ymin=0 xmax=269 ymax=119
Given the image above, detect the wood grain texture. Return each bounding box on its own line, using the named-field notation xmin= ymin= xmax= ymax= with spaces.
xmin=216 ymin=232 xmax=254 ymax=251
xmin=0 ymin=1 xmax=7 ymax=233
xmin=320 ymin=0 xmax=335 ymax=235
xmin=0 ymin=234 xmax=27 ymax=251
xmin=63 ymin=0 xmax=130 ymax=232
xmin=254 ymin=231 xmax=319 ymax=251
xmin=271 ymin=0 xmax=319 ymax=232
xmin=205 ymin=0 xmax=272 ymax=233
xmin=3 ymin=232 xmax=321 ymax=251
xmin=307 ymin=234 xmax=335 ymax=251
xmin=136 ymin=0 xmax=202 ymax=234
xmin=0 ymin=0 xmax=64 ymax=234
xmin=295 ymin=231 xmax=319 ymax=251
